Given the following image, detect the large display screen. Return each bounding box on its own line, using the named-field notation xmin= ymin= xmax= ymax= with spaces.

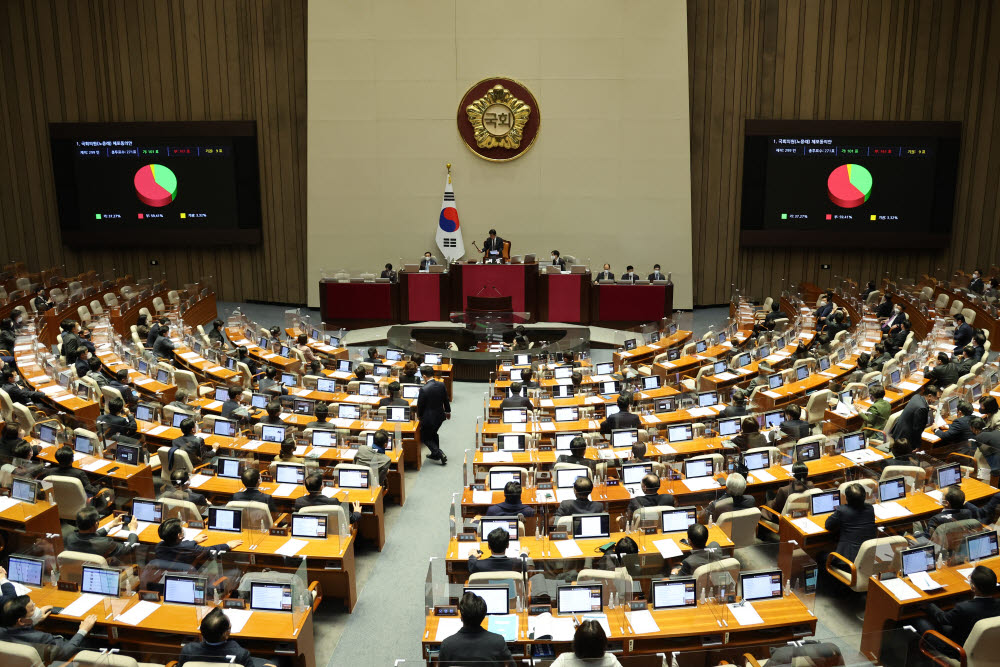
xmin=740 ymin=121 xmax=961 ymax=248
xmin=50 ymin=121 xmax=262 ymax=246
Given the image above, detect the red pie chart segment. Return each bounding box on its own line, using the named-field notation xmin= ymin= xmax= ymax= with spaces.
xmin=827 ymin=163 xmax=872 ymax=208
xmin=134 ymin=164 xmax=177 ymax=207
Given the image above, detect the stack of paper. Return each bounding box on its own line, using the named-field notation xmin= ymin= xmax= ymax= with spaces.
xmin=487 ymin=614 xmax=519 ymax=641
xmin=909 ymin=571 xmax=944 ymax=592
xmin=625 ymin=609 xmax=660 ymax=634
xmin=188 ymin=474 xmax=211 ymax=488
xmin=481 ymin=452 xmax=513 ymax=463
xmin=883 ymin=578 xmax=921 ymax=601
xmin=684 ymin=477 xmax=720 ymax=492
xmin=791 ymin=517 xmax=825 ymax=534
xmin=553 ymin=540 xmax=583 ymax=557
xmin=60 ymin=593 xmax=104 ymax=617
xmin=146 ymin=425 xmax=171 ymax=436
xmin=528 ymin=612 xmax=575 ymax=641
xmin=727 ymin=602 xmax=764 ymax=626
xmin=223 ymin=608 xmax=253 ymax=633
xmin=272 ymin=484 xmax=297 ymax=497
xmin=652 ymin=538 xmax=682 ymax=557
xmin=471 ymin=490 xmax=495 ymax=504
xmin=873 ymin=502 xmax=911 ymax=520
xmin=435 ymin=617 xmax=463 ymax=641
xmin=750 ymin=470 xmax=776 ymax=483
xmin=275 ymin=539 xmax=308 ymax=556
xmin=115 ymin=600 xmax=159 ymax=624
xmin=82 ymin=459 xmax=112 ymax=472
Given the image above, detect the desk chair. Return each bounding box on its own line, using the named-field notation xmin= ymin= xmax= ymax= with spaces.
xmin=804 ymin=390 xmax=833 ymax=424
xmin=920 ymin=614 xmax=1000 ymax=667
xmin=73 ymin=650 xmax=163 ymax=667
xmin=11 ymin=402 xmax=37 ymax=436
xmin=577 ymin=569 xmax=632 ymax=605
xmin=160 ymin=497 xmax=202 ymax=523
xmin=236 ymin=362 xmax=253 ymax=389
xmin=879 ymin=464 xmax=926 ymax=491
xmin=838 ymin=479 xmax=877 ymax=504
xmin=467 ymin=571 xmax=524 ymax=604
xmin=717 ymin=507 xmax=760 ymax=549
xmin=745 ymin=446 xmax=783 ymax=466
xmin=103 ymin=293 xmax=119 ymax=308
xmin=298 ymin=504 xmax=349 ymax=535
xmin=0 ymin=388 xmax=14 ymax=423
xmin=0 ymin=640 xmax=43 ymax=667
xmin=57 ymin=551 xmax=139 ymax=590
xmin=825 ymin=535 xmax=906 ymax=592
xmin=630 ymin=505 xmax=682 ymax=527
xmin=156 ymin=446 xmax=195 ymax=479
xmin=173 ymin=369 xmax=213 ymax=398
xmin=928 ymin=518 xmax=983 ymax=561
xmin=680 ymin=366 xmax=713 ymax=392
xmin=76 ymin=305 xmax=91 ymax=324
xmin=152 ymin=296 xmax=166 ymax=314
xmin=47 ymin=475 xmax=89 ymax=521
xmin=226 ymin=500 xmax=273 ymax=529
xmin=948 ymin=300 xmax=965 ymax=318
xmin=692 ymin=557 xmax=740 ymax=595
xmin=168 ymin=289 xmax=181 ymax=306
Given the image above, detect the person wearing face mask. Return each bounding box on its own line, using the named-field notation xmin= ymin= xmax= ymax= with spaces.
xmin=953 ymin=313 xmax=974 ymax=354
xmin=595 ymin=263 xmax=614 ymax=282
xmin=875 ymin=293 xmax=894 ymax=319
xmin=881 ymin=303 xmax=905 ymax=334
xmin=814 ymin=292 xmax=834 ymax=330
xmin=648 ymin=264 xmax=666 ymax=281
xmin=620 ymin=265 xmax=638 ymax=283
xmin=970 ymin=269 xmax=985 ymax=294
xmin=419 ymin=251 xmax=437 ymax=271
xmin=550 ymin=250 xmax=566 ymax=270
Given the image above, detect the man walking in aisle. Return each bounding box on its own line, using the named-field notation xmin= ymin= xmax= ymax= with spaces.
xmin=416 ymin=364 xmax=450 ymax=465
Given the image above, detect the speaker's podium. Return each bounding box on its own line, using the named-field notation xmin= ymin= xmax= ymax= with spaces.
xmin=450 ymin=262 xmax=539 ymax=321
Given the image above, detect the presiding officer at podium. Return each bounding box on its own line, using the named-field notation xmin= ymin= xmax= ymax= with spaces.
xmin=483 ymin=229 xmax=504 ymax=263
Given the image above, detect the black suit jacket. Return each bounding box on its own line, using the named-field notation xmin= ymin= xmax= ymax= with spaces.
xmin=954 ymin=322 xmax=974 ymax=349
xmin=438 ymin=626 xmax=512 ymax=667
xmin=293 ymin=492 xmax=360 ymax=523
xmin=419 ymin=257 xmax=438 ymax=270
xmin=500 ymin=395 xmax=532 ymax=409
xmin=554 ymin=497 xmax=604 ymax=518
xmin=599 ymin=410 xmax=642 ymax=435
xmin=170 ymin=434 xmax=212 ymax=466
xmin=377 ymin=396 xmax=408 ymax=408
xmin=620 ymin=272 xmax=638 ymax=282
xmin=647 ymin=271 xmax=666 ymax=281
xmin=416 ymin=379 xmax=450 ymax=428
xmin=891 ymin=394 xmax=929 ymax=447
xmin=824 ymin=503 xmax=877 ymax=561
xmin=627 ymin=493 xmax=675 ymax=516
xmin=146 ymin=323 xmax=162 ymax=346
xmin=551 ymin=258 xmax=566 ymax=270
xmin=0 ymin=626 xmax=87 ymax=661
xmin=876 ymin=301 xmax=894 ymax=318
xmin=935 ymin=415 xmax=973 ymax=447
xmin=154 ymin=539 xmax=232 ymax=566
xmin=179 ymin=639 xmax=257 ymax=667
xmin=780 ymin=418 xmax=811 ymax=440
xmin=380 ymin=269 xmax=397 ymax=282
xmin=595 ymin=271 xmax=614 ymax=281
xmin=928 ymin=596 xmax=1000 ymax=647
xmin=153 ymin=334 xmax=175 ymax=359
xmin=65 ymin=527 xmax=138 ymax=560
xmin=468 ymin=553 xmax=524 ymax=573
xmin=676 ymin=546 xmax=723 ymax=576
xmin=970 ymin=277 xmax=986 ymax=294
xmin=928 ymin=361 xmax=961 ymax=387
xmin=483 ymin=237 xmax=504 ymax=254
xmin=98 ymin=412 xmax=138 ymax=438
xmin=233 ymin=488 xmax=276 ymax=512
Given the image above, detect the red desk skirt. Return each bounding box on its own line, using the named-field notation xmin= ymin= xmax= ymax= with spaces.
xmin=545 ymin=273 xmax=586 ymax=322
xmin=320 ymin=281 xmax=394 ymax=322
xmin=596 ymin=284 xmax=667 ymax=323
xmin=460 ymin=264 xmax=528 ymax=312
xmin=405 ymin=273 xmax=442 ymax=321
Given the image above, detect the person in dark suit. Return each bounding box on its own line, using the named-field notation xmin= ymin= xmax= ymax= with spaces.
xmin=553 ymin=476 xmax=604 ymax=518
xmin=377 ymin=380 xmax=407 ymax=408
xmin=917 ymin=566 xmax=1000 ymax=658
xmin=956 ymin=346 xmax=977 ymax=375
xmin=236 ymin=346 xmax=259 ymax=379
xmin=146 ymin=317 xmax=167 ymax=346
xmin=550 ymin=250 xmax=566 ymax=270
xmin=169 ymin=417 xmax=216 ymax=466
xmin=648 ymin=264 xmax=666 ymax=281
xmin=416 ymin=364 xmax=450 ymax=464
xmin=763 ymin=303 xmax=783 ymax=330
xmin=500 ymin=381 xmax=532 ymax=409
xmin=179 ymin=607 xmax=275 ymax=667
xmin=469 ymin=527 xmax=526 ymax=573
xmin=814 ymin=292 xmax=834 ymax=330
xmin=38 ymin=445 xmax=98 ymax=496
xmin=0 ymin=368 xmax=45 ymax=405
xmin=232 ymin=468 xmax=276 ymax=513
xmin=0 ymin=318 xmax=16 ymax=361
xmin=304 ymin=402 xmax=335 ymax=431
xmin=924 ymin=486 xmax=985 ymax=535
xmin=882 ymin=437 xmax=921 ymax=468
xmin=595 ymin=263 xmax=614 ymax=282
xmin=419 ymin=251 xmax=438 ymax=271
xmin=364 ymin=347 xmax=380 ymax=363
xmin=155 ymin=517 xmax=239 ymax=567
xmin=861 ymin=281 xmax=877 ymax=301
xmin=0 ymin=595 xmax=97 ymax=661
xmin=85 ymin=357 xmax=108 ymax=389
xmin=293 ymin=471 xmax=360 ymax=523
xmin=972 ymin=332 xmax=987 ymax=362
xmin=32 ymin=289 xmax=53 ymax=313
xmin=718 ymin=388 xmax=749 ymax=418
xmin=620 ymin=265 xmax=639 ymax=282
xmin=97 ymin=396 xmax=138 ymax=439
xmin=516 ymin=364 xmax=537 ymax=388
xmin=160 ymin=469 xmax=210 ymax=511
xmin=482 ymin=229 xmax=504 ymax=263
xmin=107 ymin=369 xmax=139 ymax=406
xmin=885 ymin=319 xmax=911 ymax=354
xmin=152 ymin=325 xmax=176 ymax=359
xmin=65 ymin=506 xmax=139 ymax=561
xmin=73 ymin=347 xmax=92 ymax=381
xmin=599 ymin=393 xmax=642 ymax=435
xmin=769 ymin=462 xmax=814 ymax=512
xmin=875 ymin=293 xmax=894 ymax=319
xmin=220 ymin=386 xmax=241 ymax=419
xmin=438 ymin=592 xmax=514 ymax=667
xmin=926 ymin=352 xmax=961 ymax=387
xmin=556 ymin=436 xmax=596 ymax=473
xmin=880 ymin=304 xmax=906 ymax=334
xmin=485 ymin=481 xmax=535 ymax=518
xmin=207 ymin=319 xmax=227 ymax=347
xmin=627 ymin=473 xmax=675 ymax=516
xmin=969 ymin=269 xmax=986 ymax=295
xmin=701 ymin=473 xmax=756 ymax=523
xmin=672 ymin=523 xmax=722 ymax=576
xmin=732 ymin=417 xmax=767 ymax=452
xmin=399 ymin=360 xmax=420 ymax=384
xmin=820 ymin=310 xmax=849 ymax=344
xmin=954 ymin=313 xmax=974 ymax=354
xmin=380 ymin=263 xmax=397 ymax=282
xmin=934 ymin=400 xmax=974 ymax=447
xmin=0 ymin=424 xmax=31 ymax=462
xmin=779 ymin=405 xmax=811 ymax=440
xmin=824 ymin=482 xmax=876 ymax=562
xmin=974 ymin=418 xmax=1000 ymax=477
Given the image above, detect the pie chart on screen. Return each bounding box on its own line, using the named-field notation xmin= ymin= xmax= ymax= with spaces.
xmin=134 ymin=164 xmax=177 ymax=207
xmin=827 ymin=163 xmax=872 ymax=208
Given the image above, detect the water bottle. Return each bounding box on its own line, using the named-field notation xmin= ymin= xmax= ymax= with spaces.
xmin=784 ymin=579 xmax=791 ymax=596
xmin=699 ymin=587 xmax=706 ymax=605
xmin=260 ymin=518 xmax=266 ymax=534
xmin=213 ymin=588 xmax=221 ymax=605
xmin=50 ymin=567 xmax=58 ymax=587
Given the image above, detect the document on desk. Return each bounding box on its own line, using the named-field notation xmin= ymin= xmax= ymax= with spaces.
xmin=842 ymin=448 xmax=882 ymax=464
xmin=625 ymin=609 xmax=660 ymax=634
xmin=108 ymin=521 xmax=151 ymax=537
xmin=472 ymin=490 xmax=495 ymax=504
xmin=958 ymin=567 xmax=975 ymax=580
xmin=909 ymin=571 xmax=945 ymax=592
xmin=538 ymin=422 xmax=556 ymax=432
xmin=652 ymin=443 xmax=676 ymax=455
xmin=528 ymin=612 xmax=575 ymax=641
xmin=272 ymin=484 xmax=297 ymax=497
xmin=727 ymin=602 xmax=764 ymax=626
xmin=511 ymin=423 xmax=527 ymax=433
xmin=713 ymin=371 xmax=737 ymax=381
xmin=307 ymin=446 xmax=330 ymax=459
xmin=339 ymin=449 xmax=358 ymax=460
xmin=275 ymin=539 xmax=307 ymax=556
xmin=883 ymin=577 xmax=921 ymax=601
xmin=241 ymin=440 xmax=263 ymax=450
xmin=434 ymin=617 xmax=463 ymax=642
xmin=582 ymin=613 xmax=612 ymax=637
xmin=873 ymin=501 xmax=911 ymax=520
xmin=641 ymin=414 xmax=661 ymax=425
xmin=455 ymin=542 xmax=480 ymax=559
xmin=146 ymin=425 xmax=171 ymax=436
xmin=223 ymin=608 xmax=254 ymax=634
xmin=554 ymin=540 xmax=584 ymax=557
xmin=598 ymin=449 xmax=620 ymax=460
xmin=898 ymin=381 xmax=923 ymax=392
xmin=182 ymin=527 xmax=203 ymax=541
xmin=926 ymin=489 xmax=944 ymax=503
xmin=480 ymin=451 xmax=513 ymax=463
xmin=535 ymin=490 xmax=556 ymax=504
xmin=60 ymin=593 xmax=104 ymax=618
xmin=652 ymin=538 xmax=682 ymax=558
xmin=539 ymin=399 xmax=555 ymax=408
xmin=203 ymin=400 xmax=223 ymax=410
xmin=585 ymin=396 xmax=604 ymax=405
xmin=487 ymin=614 xmax=519 ymax=641
xmin=116 ymin=600 xmax=159 ymax=625
xmin=762 ymin=390 xmax=783 ymax=399
xmin=684 ymin=477 xmax=721 ymax=492
xmin=555 ymin=488 xmax=575 ymax=502
xmin=363 ymin=421 xmax=383 ymax=430
xmin=82 ymin=459 xmax=112 ymax=472
xmin=0 ymin=496 xmax=21 ymax=513
xmin=750 ymin=470 xmax=776 ymax=483
xmin=133 ymin=377 xmax=154 ymax=386
xmin=791 ymin=517 xmax=825 ymax=535
xmin=294 ymin=445 xmax=308 ymax=456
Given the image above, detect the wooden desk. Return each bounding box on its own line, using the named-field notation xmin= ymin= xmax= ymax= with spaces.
xmin=95 ymin=347 xmax=177 ymax=403
xmin=172 ymin=346 xmax=242 ymax=385
xmin=0 ymin=497 xmax=62 ymax=546
xmin=225 ymin=327 xmax=300 ymax=372
xmin=754 ymin=356 xmax=860 ymax=411
xmin=613 ymin=330 xmax=692 ymax=370
xmin=34 ymin=443 xmax=155 ymax=498
xmin=12 ymin=347 xmax=100 ymax=422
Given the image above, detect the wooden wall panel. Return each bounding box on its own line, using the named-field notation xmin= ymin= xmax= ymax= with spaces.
xmin=0 ymin=0 xmax=306 ymax=304
xmin=688 ymin=0 xmax=1000 ymax=305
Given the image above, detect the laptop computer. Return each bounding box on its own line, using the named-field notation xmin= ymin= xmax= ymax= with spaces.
xmin=163 ymin=574 xmax=207 ymax=605
xmin=652 ymin=578 xmax=696 ymax=609
xmin=660 ymin=506 xmax=697 ymax=532
xmin=207 ymin=507 xmax=243 ymax=533
xmin=291 ymin=513 xmax=328 ymax=539
xmin=740 ymin=569 xmax=783 ymax=601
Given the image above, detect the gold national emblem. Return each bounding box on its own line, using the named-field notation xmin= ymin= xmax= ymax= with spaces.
xmin=465 ymin=84 xmax=532 ymax=150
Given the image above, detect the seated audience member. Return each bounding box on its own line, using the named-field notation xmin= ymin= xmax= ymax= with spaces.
xmin=237 ymin=346 xmax=258 ymax=378
xmin=146 ymin=316 xmax=167 ymax=347
xmin=275 ymin=436 xmax=304 ymax=463
xmin=0 ymin=318 xmax=16 ymax=362
xmin=718 ymin=388 xmax=748 ymax=418
xmin=551 ymin=620 xmax=622 ymax=667
xmin=108 ymin=369 xmax=139 ymax=406
xmin=399 ymin=360 xmax=420 ymax=384
xmin=155 ymin=517 xmax=241 ymax=566
xmin=880 ymin=302 xmax=904 ymax=332
xmin=779 ymin=405 xmax=811 ymax=440
xmin=500 ymin=381 xmax=532 ymax=409
xmin=556 ymin=436 xmax=596 ymax=472
xmin=257 ymin=366 xmax=286 ymax=394
xmin=769 ymin=462 xmax=813 ymax=512
xmin=179 ymin=607 xmax=276 ymax=667
xmin=861 ymin=385 xmax=891 ymax=437
xmin=554 ymin=476 xmax=604 ymax=518
xmin=883 ymin=437 xmax=920 ymax=468
xmin=0 ymin=368 xmax=46 ymax=405
xmin=870 ymin=342 xmax=893 ymax=371
xmin=73 ymin=347 xmax=92 ymax=381
xmin=85 ymin=356 xmax=108 ymax=388
xmin=973 ymin=417 xmax=1000 ymax=479
xmin=885 ymin=319 xmax=912 ymax=354
xmin=485 ymin=480 xmax=535 ymax=517
xmin=972 ymin=331 xmax=987 ymax=361
xmin=364 ymin=347 xmax=380 ymax=363
xmin=380 ymin=263 xmax=397 ymax=282
xmin=153 ymin=325 xmax=176 ymax=359
xmin=304 ymin=402 xmax=335 ymax=431
xmin=419 ymin=251 xmax=437 ymax=271
xmin=97 ymin=396 xmax=138 ymax=439
xmin=701 ymin=473 xmax=756 ymax=523
xmin=437 ymin=592 xmax=513 ymax=667
xmin=934 ymin=399 xmax=974 ymax=448
xmin=627 ymin=473 xmax=675 ymax=516
xmin=672 ymin=523 xmax=722 ymax=577
xmin=926 ymin=351 xmax=961 ymax=387
xmin=550 ymin=250 xmax=566 ymax=270
xmin=517 ymin=365 xmax=537 ymax=388
xmin=167 ymin=387 xmax=194 ymax=413
xmin=38 ymin=445 xmax=98 ymax=496
xmin=207 ymin=319 xmax=227 ymax=346
xmin=916 ymin=566 xmax=1000 ymax=659
xmin=630 ymin=441 xmax=651 ymax=463
xmin=595 ymin=264 xmax=614 ymax=282
xmin=377 ymin=381 xmax=407 ymax=408
xmin=954 ymin=313 xmax=974 ymax=353
xmin=924 ymin=486 xmax=986 ymax=535
xmin=0 ymin=424 xmax=31 ymax=461
xmin=647 ymin=264 xmax=665 ymax=281
xmin=469 ymin=527 xmax=527 ymax=573
xmin=981 ymin=396 xmax=1000 ymax=431
xmin=160 ymin=469 xmax=210 ymax=511
xmin=620 ymin=265 xmax=638 ymax=282
xmin=599 ymin=393 xmax=642 ymax=434
xmin=232 ymin=468 xmax=276 ymax=513
xmin=355 ymin=428 xmax=392 ymax=486
xmin=825 ymin=482 xmax=876 ymax=562
xmin=0 ymin=595 xmax=97 ymax=660
xmin=292 ymin=333 xmax=315 ymax=364
xmin=65 ymin=506 xmax=139 ymax=561
xmin=170 ymin=417 xmax=217 ymax=466
xmin=732 ymin=417 xmax=767 ymax=452
xmin=32 ymin=289 xmax=54 ymax=313
xmin=860 ymin=281 xmax=877 ymax=301
xmin=293 ymin=470 xmax=360 ymax=522
xmin=220 ymin=386 xmax=241 ymax=419
xmin=260 ymin=401 xmax=284 ymax=425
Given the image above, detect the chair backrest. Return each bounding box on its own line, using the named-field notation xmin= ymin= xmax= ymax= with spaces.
xmin=72 ymin=651 xmax=141 ymax=667
xmin=467 ymin=570 xmax=525 ymax=601
xmin=236 ymin=361 xmax=253 ymax=389
xmin=57 ymin=550 xmax=111 ymax=582
xmin=577 ymin=568 xmax=632 ymax=604
xmin=804 ymin=390 xmax=832 ymax=422
xmin=168 ymin=290 xmax=181 ymax=305
xmin=883 ymin=411 xmax=902 ymax=444
xmin=89 ymin=299 xmax=104 ymax=315
xmin=298 ymin=504 xmax=348 ymax=535
xmin=838 ymin=478 xmax=877 ymax=503
xmin=853 ymin=536 xmax=907 ymax=592
xmin=152 ymin=296 xmax=166 ymax=312
xmin=949 ymin=299 xmax=964 ymax=316
xmin=965 ymin=616 xmax=1000 ymax=666
xmin=692 ymin=556 xmax=740 ymax=594
xmin=156 ymin=445 xmax=194 ymax=478
xmin=104 ymin=293 xmax=118 ymax=307
xmin=173 ymin=369 xmax=199 ymax=396
xmin=717 ymin=507 xmax=761 ymax=548
xmin=0 ymin=388 xmax=14 ymax=422
xmin=47 ymin=474 xmax=88 ymax=520
xmin=76 ymin=305 xmax=91 ymax=323
xmin=0 ymin=640 xmax=44 ymax=667
xmin=160 ymin=496 xmax=202 ymax=522
xmin=930 ymin=518 xmax=983 ymax=556
xmin=879 ymin=464 xmax=926 ymax=491
xmin=10 ymin=403 xmax=34 ymax=435
xmin=782 ymin=487 xmax=824 ymax=516
xmin=226 ymin=500 xmax=274 ymax=529
xmin=631 ymin=505 xmax=680 ymax=526
xmin=101 ymin=385 xmax=124 ymax=406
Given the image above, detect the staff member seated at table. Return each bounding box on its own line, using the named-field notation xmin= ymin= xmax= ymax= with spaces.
xmin=419 ymin=251 xmax=437 ymax=271
xmin=275 ymin=437 xmax=304 ymax=464
xmin=629 ymin=441 xmax=652 ymax=463
xmin=66 ymin=506 xmax=140 ymax=561
xmin=236 ymin=346 xmax=259 ymax=379
xmin=620 ymin=266 xmax=639 ymax=283
xmin=778 ymin=405 xmax=811 ymax=440
xmin=861 ymin=385 xmax=891 ymax=438
xmin=647 ymin=264 xmax=666 ymax=281
xmin=885 ymin=319 xmax=912 ymax=354
xmin=399 ymin=360 xmax=420 ymax=384
xmin=500 ymin=381 xmax=532 ymax=409
xmin=953 ymin=313 xmax=974 ymax=353
xmin=108 ymin=369 xmax=139 ymax=407
xmin=160 ymin=469 xmax=210 ymax=512
xmin=0 ymin=368 xmax=45 ymax=406
xmin=219 ymin=386 xmax=241 ymax=419
xmin=293 ymin=471 xmax=360 ymax=523
xmin=769 ymin=462 xmax=813 ymax=512
xmin=378 ymin=381 xmax=407 ymax=408
xmin=820 ymin=310 xmax=849 ymax=343
xmin=672 ymin=523 xmax=722 ymax=577
xmin=0 ymin=424 xmax=32 ymax=462
xmin=179 ymin=606 xmax=276 ymax=667
xmin=874 ymin=293 xmax=894 ymax=319
xmin=38 ymin=445 xmax=99 ymax=496
xmin=469 ymin=527 xmax=528 ymax=573
xmin=551 ymin=620 xmax=622 ymax=667
xmin=155 ymin=518 xmax=241 ymax=566
xmin=732 ymin=417 xmax=767 ymax=452
xmin=556 ymin=436 xmax=596 ymax=473
xmin=517 ymin=364 xmax=537 ymax=387
xmin=922 ymin=486 xmax=987 ymax=536
xmin=260 ymin=401 xmax=284 ymax=426
xmin=550 ymin=250 xmax=566 ymax=270
xmin=700 ymin=473 xmax=756 ymax=523
xmin=718 ymin=388 xmax=749 ymax=418
xmin=356 ymin=429 xmax=392 ymax=486
xmin=152 ymin=325 xmax=176 ymax=360
xmin=482 ymin=229 xmax=505 ymax=262
xmin=304 ymin=402 xmax=335 ymax=431
xmin=380 ymin=263 xmax=397 ymax=282
xmin=207 ymin=319 xmax=227 ymax=347
xmin=925 ymin=352 xmax=961 ymax=387
xmin=554 ymin=476 xmax=604 ymax=518
xmin=73 ymin=347 xmax=92 ymax=381
xmin=485 ymin=481 xmax=535 ymax=518
xmin=166 ymin=389 xmax=196 ymax=415
xmin=438 ymin=592 xmax=514 ymax=667
xmin=595 ymin=264 xmax=614 ymax=282
xmin=915 ymin=566 xmax=1000 ymax=659
xmin=599 ymin=394 xmax=642 ymax=435
xmin=293 ymin=334 xmax=315 ymax=364
xmin=627 ymin=473 xmax=675 ymax=516
xmin=170 ymin=417 xmax=217 ymax=466
xmin=882 ymin=437 xmax=920 ymax=468
xmin=232 ymin=468 xmax=276 ymax=513
xmin=825 ymin=482 xmax=876 ymax=562
xmin=0 ymin=595 xmax=97 ymax=661
xmin=934 ymin=399 xmax=974 ymax=447
xmin=97 ymin=397 xmax=138 ymax=439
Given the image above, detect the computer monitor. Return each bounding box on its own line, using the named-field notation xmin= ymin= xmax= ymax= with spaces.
xmin=356 ymin=383 xmax=378 ymax=398
xmin=155 ymin=369 xmax=170 ymax=385
xmin=274 ymin=464 xmax=305 ymax=485
xmin=207 ymin=507 xmax=243 ymax=533
xmin=668 ymin=323 xmax=678 ymax=334
xmin=684 ymin=459 xmax=713 ymax=479
xmin=310 ymin=328 xmax=322 ymax=341
xmin=116 ymin=443 xmax=141 ymax=465
xmin=291 ymin=513 xmax=328 ymax=539
xmin=250 ymin=393 xmax=270 ymax=409
xmin=135 ymin=404 xmax=156 ymax=422
xmin=605 ymin=404 xmax=620 ymax=418
xmin=401 ymin=383 xmax=420 ymax=399
xmin=818 ymin=356 xmax=831 ymax=372
xmin=74 ymin=434 xmax=95 ymax=455
xmin=386 ymin=406 xmax=410 ymax=422
xmin=385 ymin=348 xmax=403 ymax=362
xmin=214 ymin=387 xmax=230 ymax=402
xmin=339 ymin=468 xmax=369 ymax=489
xmin=795 ymin=442 xmax=820 ymax=463
xmin=311 ymin=430 xmax=337 ymax=448
xmin=555 ymin=407 xmax=580 ymax=422
xmin=216 ymin=457 xmax=244 ymax=479
xmin=660 ymin=506 xmax=697 ymax=532
xmin=502 ymin=408 xmax=527 ymax=424
xmin=621 ymin=462 xmax=652 ymax=485
xmin=622 ymin=339 xmax=637 ymax=352
xmin=907 ymin=359 xmax=918 ymax=375
xmin=611 ymin=429 xmax=638 ymax=449
xmin=937 ymin=463 xmax=962 ymax=489
xmin=556 ymin=584 xmax=603 ymax=614
xmin=132 ymin=499 xmax=163 ymax=523
xmin=966 ymin=530 xmax=1000 ymax=562
xmin=261 ymin=424 xmax=287 ymax=442
xmin=946 ymin=396 xmax=959 ymax=415
xmin=733 ymin=353 xmax=751 ymax=368
xmin=172 ymin=412 xmax=188 ymax=428
xmin=337 ymin=360 xmax=353 ymax=373
xmin=81 ymin=566 xmax=120 ymax=597
xmin=642 ymin=375 xmax=661 ymax=390
xmin=328 ymin=335 xmax=341 ymax=348
xmin=514 ymin=354 xmax=531 ymax=366
xmin=889 ymin=369 xmax=901 ymax=385
xmin=795 ymin=365 xmax=809 ymax=381
xmin=697 ymin=391 xmax=718 ymax=407
xmin=773 ymin=336 xmax=786 ymax=349
xmin=762 ymin=410 xmax=784 ymax=429
xmin=842 ymin=431 xmax=866 ymax=453
xmin=667 ymin=349 xmax=681 ymax=361
xmin=424 ymin=353 xmax=442 ymax=365
xmin=601 ymin=380 xmax=620 ymax=395
xmin=163 ymin=574 xmax=207 ymax=605
xmin=656 ymin=398 xmax=675 ymax=412
xmin=372 ymin=364 xmax=392 ymax=378
xmin=7 ymin=556 xmax=44 ymax=587
xmin=499 ymin=434 xmax=525 ymax=451
xmin=479 ymin=516 xmax=519 ymax=542
xmin=554 ymin=432 xmax=581 ymax=451
xmin=137 ymin=359 xmax=149 ymax=374
xmin=717 ymin=418 xmax=741 ymax=437
xmin=652 ymin=578 xmax=697 ymax=609
xmin=971 ymin=383 xmax=983 ymax=399
xmin=879 ymin=476 xmax=906 ymax=503
xmin=757 ymin=345 xmax=770 ymax=358
xmin=292 ymin=398 xmax=315 ymax=415
xmin=462 ymin=586 xmax=510 ymax=615
xmin=213 ymin=418 xmax=236 ymax=437
xmin=695 ymin=340 xmax=708 ymax=353
xmin=743 ymin=450 xmax=769 ymax=471
xmin=35 ymin=423 xmax=57 ymax=445
xmin=648 ymin=332 xmax=661 ymax=343
xmin=901 ymin=545 xmax=935 ymax=576
xmin=594 ymin=362 xmax=614 ymax=375
xmin=552 ymin=366 xmax=573 ymax=380
xmin=11 ymin=478 xmax=37 ymax=503
xmin=336 ymin=404 xmax=359 ymax=420
xmin=667 ymin=424 xmax=693 ymax=443
xmin=556 ymin=467 xmax=590 ymax=488
xmin=572 ymin=513 xmax=610 ymax=539
xmin=809 ymin=490 xmax=841 ymax=516
xmin=837 ymin=347 xmax=847 ymax=361
xmin=489 ymin=469 xmax=522 ymax=490
xmin=258 ymin=336 xmax=269 ymax=349
xmin=281 ymin=372 xmax=298 ymax=387
xmin=740 ymin=570 xmax=783 ymax=601
xmin=316 ymin=378 xmax=337 ymax=393
xmin=768 ymin=374 xmax=784 ymax=390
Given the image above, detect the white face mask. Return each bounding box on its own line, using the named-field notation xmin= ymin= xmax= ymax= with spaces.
xmin=551 ymin=255 xmax=556 ymax=261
